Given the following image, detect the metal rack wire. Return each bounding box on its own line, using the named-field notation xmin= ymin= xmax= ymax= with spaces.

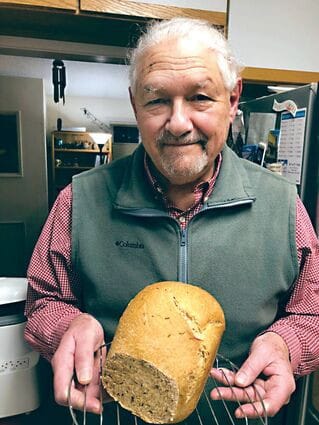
xmin=68 ymin=350 xmax=268 ymax=425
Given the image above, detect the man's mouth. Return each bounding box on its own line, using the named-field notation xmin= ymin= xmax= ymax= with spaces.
xmin=162 ymin=139 xmax=207 ymax=148
xmin=164 ymin=141 xmax=197 ymax=146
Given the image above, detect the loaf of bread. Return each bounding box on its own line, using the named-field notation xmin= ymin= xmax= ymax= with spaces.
xmin=102 ymin=281 xmax=225 ymax=424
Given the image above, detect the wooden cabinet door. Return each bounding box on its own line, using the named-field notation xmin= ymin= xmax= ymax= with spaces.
xmin=0 ymin=0 xmax=77 ymax=10
xmin=79 ymin=0 xmax=226 ymax=27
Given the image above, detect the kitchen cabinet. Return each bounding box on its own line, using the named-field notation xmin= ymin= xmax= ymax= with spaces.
xmin=79 ymin=0 xmax=226 ymax=27
xmin=51 ymin=130 xmax=112 ymax=202
xmin=0 ymin=0 xmax=77 ymax=10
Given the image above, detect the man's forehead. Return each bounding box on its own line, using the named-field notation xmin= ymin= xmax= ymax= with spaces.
xmin=139 ymin=38 xmax=218 ymax=69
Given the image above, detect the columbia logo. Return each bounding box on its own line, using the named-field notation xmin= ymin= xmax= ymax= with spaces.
xmin=115 ymin=240 xmax=144 ymax=249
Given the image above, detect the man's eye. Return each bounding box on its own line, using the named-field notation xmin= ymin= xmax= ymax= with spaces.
xmin=146 ymin=98 xmax=168 ymax=106
xmin=191 ymin=94 xmax=212 ymax=102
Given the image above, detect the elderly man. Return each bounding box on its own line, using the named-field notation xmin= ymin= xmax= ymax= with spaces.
xmin=25 ymin=18 xmax=319 ymax=424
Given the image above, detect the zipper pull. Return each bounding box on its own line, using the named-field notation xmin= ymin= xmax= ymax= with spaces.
xmin=180 ymin=230 xmax=186 ymax=247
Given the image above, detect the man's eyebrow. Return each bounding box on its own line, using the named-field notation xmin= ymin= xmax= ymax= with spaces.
xmin=195 ymin=79 xmax=214 ymax=89
xmin=143 ymin=85 xmax=161 ymax=95
xmin=142 ymin=79 xmax=215 ymax=95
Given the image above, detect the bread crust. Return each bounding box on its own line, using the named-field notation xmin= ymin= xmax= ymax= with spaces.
xmin=102 ymin=281 xmax=225 ymax=423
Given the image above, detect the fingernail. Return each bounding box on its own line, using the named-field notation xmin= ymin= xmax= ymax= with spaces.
xmin=236 ymin=371 xmax=247 ymax=386
xmin=78 ymin=368 xmax=92 ymax=384
xmin=92 ymin=402 xmax=102 ymax=415
xmin=235 ymin=408 xmax=245 ymax=419
xmin=210 ymin=390 xmax=220 ymax=400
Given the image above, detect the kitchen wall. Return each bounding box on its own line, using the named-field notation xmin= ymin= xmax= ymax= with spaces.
xmin=228 ymin=0 xmax=319 ymax=72
xmin=46 ymin=96 xmax=135 ymax=135
xmin=0 ymin=76 xmax=48 ymax=275
xmin=128 ymin=0 xmax=226 ymax=12
xmin=0 ymin=54 xmax=136 ymax=137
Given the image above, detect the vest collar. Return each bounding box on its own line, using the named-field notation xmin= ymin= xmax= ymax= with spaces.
xmin=206 ymin=145 xmax=256 ymax=208
xmin=113 ymin=144 xmax=256 ymax=210
xmin=113 ymin=144 xmax=161 ymax=210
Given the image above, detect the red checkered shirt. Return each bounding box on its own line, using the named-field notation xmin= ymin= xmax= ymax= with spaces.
xmin=25 ymin=154 xmax=319 ymax=376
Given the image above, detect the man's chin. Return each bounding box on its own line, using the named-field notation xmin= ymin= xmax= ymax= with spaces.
xmin=160 ymin=161 xmax=208 ymax=185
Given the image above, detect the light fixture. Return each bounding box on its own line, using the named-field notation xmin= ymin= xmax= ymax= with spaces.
xmin=90 ymin=133 xmax=111 ymax=166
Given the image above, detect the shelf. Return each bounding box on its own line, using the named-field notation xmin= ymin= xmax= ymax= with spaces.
xmin=55 ymin=166 xmax=92 ymax=170
xmin=50 ymin=130 xmax=113 ymax=206
xmin=54 ymin=148 xmax=100 ymax=153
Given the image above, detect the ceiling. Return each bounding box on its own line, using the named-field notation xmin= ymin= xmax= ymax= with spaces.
xmin=0 ymin=54 xmax=130 ymax=99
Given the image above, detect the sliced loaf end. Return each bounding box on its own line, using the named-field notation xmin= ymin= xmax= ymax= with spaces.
xmin=103 ymin=353 xmax=179 ymax=424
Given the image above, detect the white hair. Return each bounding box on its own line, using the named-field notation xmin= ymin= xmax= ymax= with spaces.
xmin=128 ymin=17 xmax=243 ymax=95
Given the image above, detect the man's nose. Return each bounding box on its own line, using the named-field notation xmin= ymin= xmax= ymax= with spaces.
xmin=165 ymin=100 xmax=193 ymax=137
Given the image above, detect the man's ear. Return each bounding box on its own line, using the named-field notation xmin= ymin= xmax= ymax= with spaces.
xmin=229 ymin=78 xmax=243 ymax=122
xmin=129 ymin=87 xmax=137 ymax=117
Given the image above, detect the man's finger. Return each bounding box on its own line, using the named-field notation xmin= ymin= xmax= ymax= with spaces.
xmin=211 ymin=381 xmax=266 ymax=403
xmin=234 ymin=399 xmax=268 ymax=419
xmin=68 ymin=381 xmax=102 ymax=414
xmin=71 ymin=314 xmax=104 ymax=384
xmin=52 ymin=340 xmax=76 ymax=404
xmin=235 ymin=355 xmax=262 ymax=387
xmin=210 ymin=367 xmax=236 ymax=386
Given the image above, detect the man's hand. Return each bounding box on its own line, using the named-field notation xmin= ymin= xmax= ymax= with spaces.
xmin=210 ymin=332 xmax=296 ymax=419
xmin=51 ymin=313 xmax=106 ymax=414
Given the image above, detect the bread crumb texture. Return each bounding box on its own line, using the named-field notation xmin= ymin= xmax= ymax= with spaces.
xmin=102 ymin=281 xmax=225 ymax=424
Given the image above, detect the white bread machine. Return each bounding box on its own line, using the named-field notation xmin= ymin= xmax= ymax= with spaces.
xmin=0 ymin=277 xmax=41 ymax=418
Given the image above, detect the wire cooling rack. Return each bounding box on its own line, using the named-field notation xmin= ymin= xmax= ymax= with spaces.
xmin=68 ymin=348 xmax=268 ymax=425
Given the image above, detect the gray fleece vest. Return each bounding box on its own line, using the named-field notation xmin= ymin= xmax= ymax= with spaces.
xmin=72 ymin=144 xmax=299 ymax=365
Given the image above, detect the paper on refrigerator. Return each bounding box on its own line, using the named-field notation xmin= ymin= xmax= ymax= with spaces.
xmin=277 ymin=108 xmax=307 ymax=185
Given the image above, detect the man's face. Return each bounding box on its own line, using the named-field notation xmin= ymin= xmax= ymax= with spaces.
xmin=130 ymin=38 xmax=242 ymax=186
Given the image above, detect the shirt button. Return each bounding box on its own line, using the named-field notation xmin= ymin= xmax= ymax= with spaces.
xmin=203 ymin=196 xmax=208 ymax=202
xmin=179 ymin=216 xmax=186 ymax=224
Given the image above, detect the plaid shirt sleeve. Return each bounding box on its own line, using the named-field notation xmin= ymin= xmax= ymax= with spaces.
xmin=267 ymin=196 xmax=319 ymax=376
xmin=24 ymin=184 xmax=81 ymax=361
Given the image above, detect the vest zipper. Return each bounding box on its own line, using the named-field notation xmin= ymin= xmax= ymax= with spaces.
xmin=179 ymin=228 xmax=188 ymax=283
